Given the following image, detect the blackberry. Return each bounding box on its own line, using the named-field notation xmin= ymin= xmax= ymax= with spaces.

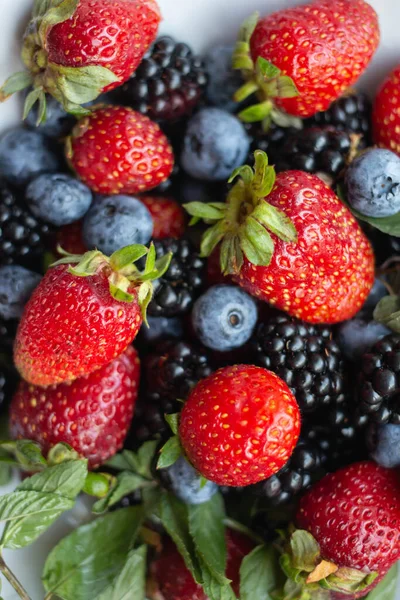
xmin=0 ymin=180 xmax=52 ymax=269
xmin=253 ymin=315 xmax=346 ymax=413
xmin=357 ymin=334 xmax=400 ymax=425
xmin=109 ymin=490 xmax=142 ymax=511
xmin=0 ymin=317 xmax=17 ymax=352
xmin=306 ymin=92 xmax=372 ymax=141
xmin=247 ymin=121 xmax=298 ymax=164
xmin=148 ymin=238 xmax=206 ymax=317
xmin=112 ymin=36 xmax=207 ymax=122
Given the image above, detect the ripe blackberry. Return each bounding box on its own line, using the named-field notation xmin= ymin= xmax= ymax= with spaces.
xmin=357 ymin=334 xmax=400 ymax=425
xmin=306 ymin=91 xmax=372 ymax=141
xmin=0 ymin=180 xmax=52 ymax=269
xmin=247 ymin=121 xmax=298 ymax=165
xmin=113 ymin=36 xmax=207 ymax=122
xmin=252 ymin=315 xmax=346 ymax=414
xmin=148 ymin=238 xmax=206 ymax=317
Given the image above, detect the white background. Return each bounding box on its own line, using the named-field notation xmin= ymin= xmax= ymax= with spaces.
xmin=0 ymin=0 xmax=399 ymax=598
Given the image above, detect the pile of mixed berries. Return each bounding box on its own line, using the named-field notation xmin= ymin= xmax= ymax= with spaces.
xmin=0 ymin=0 xmax=400 ymax=598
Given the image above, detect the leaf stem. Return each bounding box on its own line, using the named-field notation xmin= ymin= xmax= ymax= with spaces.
xmin=0 ymin=554 xmax=32 ymax=600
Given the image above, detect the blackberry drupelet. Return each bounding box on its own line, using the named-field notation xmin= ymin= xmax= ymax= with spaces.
xmin=306 ymin=91 xmax=372 ymax=141
xmin=148 ymin=238 xmax=206 ymax=317
xmin=357 ymin=334 xmax=400 ymax=425
xmin=253 ymin=315 xmax=346 ymax=413
xmin=0 ymin=180 xmax=52 ymax=269
xmin=246 ymin=121 xmax=298 ymax=166
xmin=113 ymin=36 xmax=207 ymax=122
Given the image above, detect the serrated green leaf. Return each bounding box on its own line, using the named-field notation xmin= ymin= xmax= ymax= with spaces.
xmin=92 ymin=471 xmax=149 ymax=514
xmin=184 ymin=202 xmax=227 ymax=221
xmin=95 ymin=545 xmax=147 ymax=600
xmin=42 ymin=506 xmax=145 ymax=600
xmin=238 ymin=101 xmax=273 ymax=123
xmin=240 ymin=545 xmax=282 ymax=600
xmin=109 ymin=245 xmax=148 ymax=272
xmin=48 ymin=63 xmax=119 ymax=106
xmin=199 ymin=560 xmax=237 ymax=600
xmin=290 ymin=530 xmax=320 ymax=572
xmin=0 ymin=72 xmax=33 ymax=101
xmin=157 ymin=436 xmax=182 ymax=469
xmin=239 ymin=217 xmax=274 ymax=266
xmin=374 ymin=296 xmax=400 ymax=333
xmin=252 ymin=202 xmax=297 ymax=243
xmin=368 ymin=563 xmax=398 ymax=600
xmin=165 ymin=413 xmax=180 ymax=435
xmin=106 ymin=442 xmax=158 ymax=477
xmin=256 ymin=57 xmax=281 ymax=80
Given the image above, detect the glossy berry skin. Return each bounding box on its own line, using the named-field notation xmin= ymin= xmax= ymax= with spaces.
xmin=306 ymin=92 xmax=372 ymax=141
xmin=179 ymin=365 xmax=301 ymax=487
xmin=138 ymin=196 xmax=185 ymax=239
xmin=373 ymin=65 xmax=400 ymax=155
xmin=250 ymin=0 xmax=379 ymax=118
xmin=45 ymin=0 xmax=161 ymax=93
xmin=10 ymin=346 xmax=140 ymax=469
xmin=235 ymin=172 xmax=375 ymax=324
xmin=296 ymin=461 xmax=400 ymax=574
xmin=67 ymin=106 xmax=174 ymax=195
xmin=337 ymin=318 xmax=390 ymax=362
xmin=158 ymin=456 xmax=218 ymax=505
xmin=204 ymin=45 xmax=243 ymax=113
xmin=14 ymin=264 xmax=143 ymax=386
xmin=368 ymin=423 xmax=400 ymax=469
xmin=0 ymin=265 xmax=41 ymax=320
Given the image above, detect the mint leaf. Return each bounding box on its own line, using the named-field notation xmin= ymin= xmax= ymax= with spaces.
xmin=368 ymin=563 xmax=398 ymax=599
xmin=14 ymin=439 xmax=47 ymax=469
xmin=42 ymin=506 xmax=145 ymax=600
xmin=95 ymin=545 xmax=147 ymax=600
xmin=374 ymin=296 xmax=400 ymax=333
xmin=199 ymin=560 xmax=237 ymax=600
xmin=0 ymin=460 xmax=87 ymax=549
xmin=290 ymin=530 xmax=320 ymax=572
xmin=157 ymin=436 xmax=182 ymax=469
xmin=240 ymin=545 xmax=283 ymax=600
xmin=106 ymin=441 xmax=158 ymax=479
xmin=92 ymin=471 xmax=150 ymax=514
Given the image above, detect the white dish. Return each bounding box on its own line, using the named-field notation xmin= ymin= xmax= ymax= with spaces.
xmin=0 ymin=0 xmax=400 ymax=598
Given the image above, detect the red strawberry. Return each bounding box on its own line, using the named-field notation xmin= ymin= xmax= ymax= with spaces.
xmin=185 ymin=152 xmax=374 ymax=324
xmin=373 ymin=64 xmax=400 ymax=156
xmin=150 ymin=531 xmax=255 ymax=600
xmin=67 ymin=106 xmax=174 ymax=195
xmin=10 ymin=346 xmax=140 ymax=469
xmin=0 ymin=0 xmax=160 ymax=115
xmin=14 ymin=244 xmax=171 ymax=386
xmin=139 ymin=196 xmax=186 ymax=239
xmin=233 ymin=0 xmax=379 ymax=124
xmin=179 ymin=364 xmax=300 ymax=487
xmin=56 ymin=220 xmax=87 ymax=256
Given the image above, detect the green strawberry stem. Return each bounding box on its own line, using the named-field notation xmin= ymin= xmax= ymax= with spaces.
xmin=0 ymin=554 xmax=32 ymax=600
xmin=184 ymin=150 xmax=297 ymax=275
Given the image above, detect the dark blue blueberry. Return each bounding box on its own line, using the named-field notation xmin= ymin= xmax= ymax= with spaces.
xmin=0 ymin=265 xmax=41 ymax=320
xmin=25 ymin=94 xmax=75 ymax=139
xmin=364 ymin=278 xmax=389 ymax=312
xmin=336 ymin=318 xmax=391 ymax=361
xmin=0 ymin=127 xmax=59 ymax=186
xmin=181 ymin=108 xmax=250 ymax=181
xmin=83 ymin=195 xmax=153 ymax=255
xmin=159 ymin=456 xmax=218 ymax=505
xmin=138 ymin=316 xmax=183 ymax=346
xmin=26 ymin=174 xmax=92 ymax=227
xmin=204 ymin=45 xmax=242 ymax=112
xmin=192 ymin=284 xmax=258 ymax=351
xmin=367 ymin=423 xmax=400 ymax=468
xmin=345 ymin=148 xmax=400 ymax=217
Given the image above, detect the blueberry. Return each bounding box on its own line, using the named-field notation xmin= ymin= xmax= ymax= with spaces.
xmin=192 ymin=284 xmax=258 ymax=351
xmin=0 ymin=265 xmax=41 ymax=320
xmin=25 ymin=94 xmax=75 ymax=139
xmin=204 ymin=46 xmax=242 ymax=112
xmin=26 ymin=174 xmax=92 ymax=227
xmin=345 ymin=148 xmax=400 ymax=217
xmin=138 ymin=316 xmax=183 ymax=346
xmin=181 ymin=108 xmax=250 ymax=181
xmin=367 ymin=423 xmax=400 ymax=468
xmin=336 ymin=318 xmax=391 ymax=361
xmin=83 ymin=195 xmax=153 ymax=255
xmin=159 ymin=456 xmax=218 ymax=505
xmin=0 ymin=127 xmax=59 ymax=186
xmin=364 ymin=278 xmax=388 ymax=312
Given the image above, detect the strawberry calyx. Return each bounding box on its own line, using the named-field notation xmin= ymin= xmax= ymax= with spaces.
xmin=232 ymin=13 xmax=302 ymax=130
xmin=184 ymin=150 xmax=297 ymax=275
xmin=52 ymin=243 xmax=172 ymax=322
xmin=272 ymin=528 xmax=378 ymax=599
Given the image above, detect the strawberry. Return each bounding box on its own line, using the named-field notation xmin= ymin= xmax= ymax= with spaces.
xmin=56 ymin=220 xmax=87 ymax=256
xmin=14 ymin=243 xmax=171 ymax=386
xmin=233 ymin=0 xmax=379 ymax=125
xmin=0 ymin=0 xmax=160 ymax=117
xmin=67 ymin=106 xmax=174 ymax=195
xmin=138 ymin=196 xmax=186 ymax=240
xmin=10 ymin=346 xmax=140 ymax=469
xmin=178 ymin=364 xmax=300 ymax=487
xmin=373 ymin=64 xmax=400 ymax=156
xmin=185 ymin=151 xmax=375 ymax=324
xmin=150 ymin=530 xmax=255 ymax=600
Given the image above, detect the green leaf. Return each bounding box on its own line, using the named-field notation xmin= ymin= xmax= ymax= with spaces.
xmin=348 ymin=205 xmax=400 ymax=236
xmin=238 ymin=101 xmax=273 ymax=123
xmin=290 ymin=530 xmax=320 ymax=572
xmin=48 ymin=63 xmax=119 ymax=106
xmin=39 ymin=0 xmax=79 ymax=38
xmin=159 ymin=492 xmax=202 ymax=583
xmin=0 ymin=460 xmax=87 ymax=549
xmin=22 ymin=88 xmax=42 ymax=120
xmin=14 ymin=439 xmax=47 ymax=469
xmin=270 ymin=108 xmax=303 ymax=129
xmin=42 ymin=506 xmax=145 ymax=600
xmin=200 ymin=221 xmax=229 ymax=258
xmin=157 ymin=436 xmax=182 ymax=469
xmin=256 ymin=57 xmax=281 ymax=80
xmin=220 ymin=233 xmax=244 ymax=275
xmin=265 ymin=75 xmax=299 ymax=99
xmin=184 ymin=202 xmax=227 ymax=221
xmin=239 ymin=217 xmax=274 ymax=266
xmin=252 ymin=202 xmax=297 ymax=243
xmin=237 ymin=12 xmax=259 ymax=45
xmin=106 ymin=442 xmax=158 ymax=478
xmin=47 ymin=442 xmax=79 ymax=466
xmin=233 ymin=79 xmax=259 ymax=102
xmin=144 ymin=242 xmax=156 ymax=274
xmin=374 ymin=296 xmax=400 ymax=333
xmin=92 ymin=472 xmax=149 ymax=514
xmin=37 ymin=90 xmax=48 ymax=125
xmin=368 ymin=563 xmax=398 ymax=600
xmin=109 ymin=281 xmax=134 ymax=303
xmin=109 ymin=245 xmax=148 ymax=271
xmin=199 ymin=561 xmax=237 ymax=600
xmin=137 ymin=281 xmax=153 ymax=325
xmin=229 ymin=165 xmax=254 ymax=185
xmin=0 ymin=72 xmax=33 ymax=101
xmin=240 ymin=545 xmax=283 ymax=600
xmin=166 ymin=413 xmax=180 ymax=435
xmin=95 ymin=545 xmax=147 ymax=600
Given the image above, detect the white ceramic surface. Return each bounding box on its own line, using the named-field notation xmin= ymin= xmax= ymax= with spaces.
xmin=0 ymin=0 xmax=400 ymax=598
